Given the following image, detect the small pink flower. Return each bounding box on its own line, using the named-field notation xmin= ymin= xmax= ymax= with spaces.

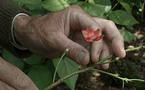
xmin=82 ymin=27 xmax=104 ymax=42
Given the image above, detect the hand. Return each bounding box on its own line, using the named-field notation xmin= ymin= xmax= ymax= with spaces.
xmin=14 ymin=5 xmax=126 ymax=69
xmin=0 ymin=57 xmax=38 ymax=90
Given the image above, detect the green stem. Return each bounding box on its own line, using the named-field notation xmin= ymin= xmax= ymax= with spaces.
xmin=105 ymin=2 xmax=119 ymax=18
xmin=45 ymin=67 xmax=92 ymax=90
xmin=129 ymin=79 xmax=145 ymax=82
xmin=52 ymin=49 xmax=69 ymax=83
xmin=125 ymin=46 xmax=142 ymax=52
xmin=122 ymin=80 xmax=125 ymax=90
xmin=100 ymin=59 xmax=117 ymax=65
xmin=92 ymin=55 xmax=113 ymax=67
xmin=45 ymin=46 xmax=144 ymax=90
xmin=89 ymin=42 xmax=92 ymax=66
xmin=94 ymin=69 xmax=145 ymax=82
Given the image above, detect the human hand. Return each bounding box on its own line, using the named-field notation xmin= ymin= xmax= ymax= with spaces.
xmin=0 ymin=57 xmax=38 ymax=90
xmin=13 ymin=5 xmax=126 ymax=69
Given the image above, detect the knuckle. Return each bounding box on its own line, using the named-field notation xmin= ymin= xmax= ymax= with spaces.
xmin=67 ymin=5 xmax=83 ymax=11
xmin=65 ymin=43 xmax=77 ymax=57
xmin=106 ymin=20 xmax=115 ymax=26
xmin=67 ymin=43 xmax=76 ymax=53
xmin=16 ymin=74 xmax=31 ymax=89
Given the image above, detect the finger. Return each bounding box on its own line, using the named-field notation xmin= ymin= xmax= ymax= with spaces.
xmin=91 ymin=40 xmax=103 ymax=63
xmin=100 ymin=39 xmax=112 ymax=70
xmin=0 ymin=80 xmax=16 ymax=90
xmin=93 ymin=17 xmax=126 ymax=58
xmin=54 ymin=33 xmax=90 ymax=65
xmin=0 ymin=57 xmax=38 ymax=90
xmin=69 ymin=6 xmax=101 ymax=31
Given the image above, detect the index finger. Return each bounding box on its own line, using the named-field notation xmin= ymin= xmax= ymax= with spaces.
xmin=0 ymin=57 xmax=38 ymax=90
xmin=93 ymin=17 xmax=126 ymax=58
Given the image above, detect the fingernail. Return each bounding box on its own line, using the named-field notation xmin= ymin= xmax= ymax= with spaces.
xmin=78 ymin=52 xmax=86 ymax=63
xmin=122 ymin=46 xmax=125 ymax=53
xmin=121 ymin=46 xmax=126 ymax=57
xmin=122 ymin=46 xmax=125 ymax=51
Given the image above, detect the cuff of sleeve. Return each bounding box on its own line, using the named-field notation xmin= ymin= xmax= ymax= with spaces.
xmin=11 ymin=13 xmax=29 ymax=50
xmin=0 ymin=0 xmax=32 ymax=58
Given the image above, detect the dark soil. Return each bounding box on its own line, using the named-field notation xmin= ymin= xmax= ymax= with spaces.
xmin=54 ymin=23 xmax=145 ymax=90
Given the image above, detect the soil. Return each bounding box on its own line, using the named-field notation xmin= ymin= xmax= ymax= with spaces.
xmin=53 ymin=23 xmax=145 ymax=90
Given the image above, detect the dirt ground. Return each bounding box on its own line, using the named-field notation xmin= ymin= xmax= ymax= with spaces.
xmin=54 ymin=23 xmax=145 ymax=90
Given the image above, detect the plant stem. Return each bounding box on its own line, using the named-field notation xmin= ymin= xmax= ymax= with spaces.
xmin=89 ymin=42 xmax=92 ymax=66
xmin=93 ymin=69 xmax=145 ymax=82
xmin=105 ymin=1 xmax=119 ymax=18
xmin=52 ymin=49 xmax=69 ymax=83
xmin=100 ymin=59 xmax=117 ymax=65
xmin=122 ymin=80 xmax=125 ymax=90
xmin=45 ymin=67 xmax=92 ymax=90
xmin=125 ymin=46 xmax=142 ymax=52
xmin=92 ymin=55 xmax=113 ymax=67
xmin=45 ymin=46 xmax=145 ymax=90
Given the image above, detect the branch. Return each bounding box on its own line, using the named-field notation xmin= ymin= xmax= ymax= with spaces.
xmin=45 ymin=46 xmax=145 ymax=90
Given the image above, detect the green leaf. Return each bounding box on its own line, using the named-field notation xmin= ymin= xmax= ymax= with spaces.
xmin=108 ymin=10 xmax=138 ymax=25
xmin=53 ymin=57 xmax=78 ymax=90
xmin=119 ymin=29 xmax=137 ymax=42
xmin=23 ymin=55 xmax=43 ymax=65
xmin=28 ymin=65 xmax=52 ymax=90
xmin=45 ymin=60 xmax=55 ymax=74
xmin=94 ymin=0 xmax=111 ymax=6
xmin=94 ymin=0 xmax=111 ymax=13
xmin=126 ymin=81 xmax=145 ymax=90
xmin=66 ymin=0 xmax=77 ymax=4
xmin=120 ymin=2 xmax=131 ymax=14
xmin=23 ymin=4 xmax=42 ymax=11
xmin=42 ymin=0 xmax=70 ymax=11
xmin=77 ymin=2 xmax=105 ymax=17
xmin=88 ymin=0 xmax=95 ymax=4
xmin=13 ymin=0 xmax=41 ymax=4
xmin=28 ymin=10 xmax=45 ymax=16
xmin=2 ymin=49 xmax=25 ymax=70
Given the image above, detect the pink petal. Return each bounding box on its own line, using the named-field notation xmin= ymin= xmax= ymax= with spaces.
xmin=94 ymin=29 xmax=100 ymax=37
xmin=87 ymin=27 xmax=94 ymax=37
xmin=91 ymin=29 xmax=100 ymax=39
xmin=94 ymin=34 xmax=104 ymax=41
xmin=82 ymin=30 xmax=88 ymax=38
xmin=83 ymin=37 xmax=93 ymax=42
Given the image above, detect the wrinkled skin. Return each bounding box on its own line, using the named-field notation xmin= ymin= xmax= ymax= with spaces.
xmin=0 ymin=5 xmax=126 ymax=89
xmin=14 ymin=6 xmax=126 ymax=66
xmin=0 ymin=57 xmax=38 ymax=90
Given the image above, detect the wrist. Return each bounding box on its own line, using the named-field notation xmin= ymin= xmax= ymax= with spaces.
xmin=13 ymin=14 xmax=30 ymax=33
xmin=12 ymin=13 xmax=31 ymax=50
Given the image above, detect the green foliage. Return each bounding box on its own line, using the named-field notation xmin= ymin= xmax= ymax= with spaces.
xmin=66 ymin=0 xmax=77 ymax=4
xmin=23 ymin=55 xmax=43 ymax=65
xmin=28 ymin=65 xmax=52 ymax=90
xmin=108 ymin=10 xmax=138 ymax=25
xmin=13 ymin=0 xmax=41 ymax=4
xmin=77 ymin=2 xmax=106 ymax=17
xmin=3 ymin=0 xmax=143 ymax=89
xmin=119 ymin=29 xmax=137 ymax=42
xmin=126 ymin=81 xmax=145 ymax=90
xmin=119 ymin=1 xmax=131 ymax=14
xmin=94 ymin=0 xmax=111 ymax=6
xmin=53 ymin=57 xmax=78 ymax=90
xmin=2 ymin=49 xmax=25 ymax=70
xmin=42 ymin=0 xmax=70 ymax=11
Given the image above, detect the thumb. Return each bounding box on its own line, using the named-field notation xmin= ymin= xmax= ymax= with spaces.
xmin=56 ymin=34 xmax=89 ymax=65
